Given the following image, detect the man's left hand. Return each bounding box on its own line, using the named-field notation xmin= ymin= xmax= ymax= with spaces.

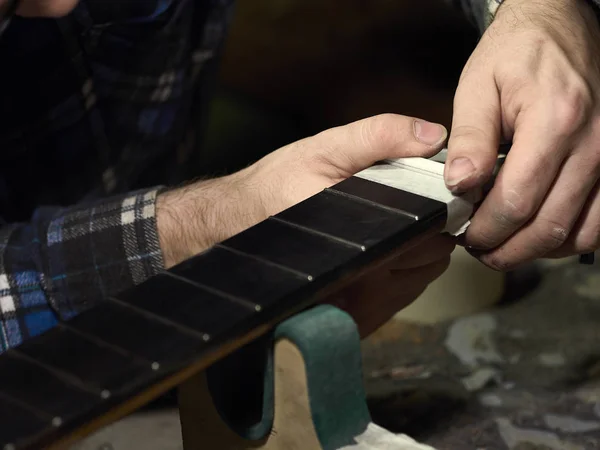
xmin=445 ymin=0 xmax=600 ymax=270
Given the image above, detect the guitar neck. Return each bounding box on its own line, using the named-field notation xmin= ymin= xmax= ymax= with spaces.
xmin=0 ymin=158 xmax=474 ymax=450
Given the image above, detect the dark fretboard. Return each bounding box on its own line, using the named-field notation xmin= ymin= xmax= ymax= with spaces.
xmin=0 ymin=175 xmax=446 ymax=450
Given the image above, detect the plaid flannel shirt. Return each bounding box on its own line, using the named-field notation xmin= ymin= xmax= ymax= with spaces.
xmin=0 ymin=0 xmax=234 ymax=351
xmin=1 ymin=0 xmax=598 ymax=353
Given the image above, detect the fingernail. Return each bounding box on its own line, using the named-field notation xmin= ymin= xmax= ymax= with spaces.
xmin=446 ymin=157 xmax=475 ymax=188
xmin=414 ymin=120 xmax=446 ymax=145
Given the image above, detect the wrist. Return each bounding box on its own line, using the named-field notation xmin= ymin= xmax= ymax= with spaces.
xmin=156 ymin=167 xmax=265 ymax=268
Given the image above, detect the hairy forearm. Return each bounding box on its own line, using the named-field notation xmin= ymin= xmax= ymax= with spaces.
xmin=156 ymin=168 xmax=265 ymax=268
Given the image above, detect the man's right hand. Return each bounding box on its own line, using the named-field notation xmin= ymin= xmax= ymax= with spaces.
xmin=156 ymin=114 xmax=455 ymax=336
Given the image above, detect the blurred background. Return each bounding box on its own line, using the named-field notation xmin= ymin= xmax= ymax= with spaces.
xmin=194 ymin=0 xmax=477 ymax=176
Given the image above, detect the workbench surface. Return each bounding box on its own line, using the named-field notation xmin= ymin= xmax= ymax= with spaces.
xmin=363 ymin=257 xmax=600 ymax=450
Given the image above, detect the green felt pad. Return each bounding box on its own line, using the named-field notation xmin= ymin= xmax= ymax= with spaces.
xmin=275 ymin=305 xmax=372 ymax=450
xmin=206 ymin=305 xmax=371 ymax=449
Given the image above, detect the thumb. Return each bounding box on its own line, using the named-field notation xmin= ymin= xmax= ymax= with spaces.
xmin=445 ymin=74 xmax=502 ymax=193
xmin=311 ymin=113 xmax=447 ymax=176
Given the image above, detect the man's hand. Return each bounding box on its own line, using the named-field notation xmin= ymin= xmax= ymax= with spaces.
xmin=157 ymin=113 xmax=454 ymax=336
xmin=445 ymin=0 xmax=600 ymax=270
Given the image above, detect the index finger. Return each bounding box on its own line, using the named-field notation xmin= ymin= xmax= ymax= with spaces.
xmin=465 ymin=102 xmax=572 ymax=250
xmin=445 ymin=67 xmax=502 ymax=193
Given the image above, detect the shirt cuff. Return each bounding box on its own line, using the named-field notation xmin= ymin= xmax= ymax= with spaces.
xmin=484 ymin=0 xmax=504 ymax=29
xmin=44 ymin=187 xmax=166 ymax=320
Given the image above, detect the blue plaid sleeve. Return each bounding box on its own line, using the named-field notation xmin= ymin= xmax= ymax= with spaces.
xmin=0 ymin=188 xmax=164 ymax=352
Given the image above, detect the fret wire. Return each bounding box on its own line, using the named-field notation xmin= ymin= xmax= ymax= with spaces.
xmin=106 ymin=297 xmax=212 ymax=342
xmin=325 ymin=186 xmax=419 ymax=220
xmin=268 ymin=216 xmax=366 ymax=252
xmin=164 ymin=271 xmax=261 ymax=312
xmin=215 ymin=244 xmax=314 ymax=281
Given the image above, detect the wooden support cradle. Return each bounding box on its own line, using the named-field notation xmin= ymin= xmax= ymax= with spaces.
xmin=179 ymin=304 xmax=435 ymax=450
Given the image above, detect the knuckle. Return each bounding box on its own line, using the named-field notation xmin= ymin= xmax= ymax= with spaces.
xmin=467 ymin=221 xmax=505 ymax=249
xmin=494 ymin=195 xmax=536 ymax=228
xmin=532 ymin=220 xmax=570 ymax=251
xmin=448 ymin=125 xmax=491 ymax=152
xmin=374 ymin=112 xmax=400 ymax=126
xmin=469 ymin=231 xmax=500 ymax=250
xmin=367 ymin=114 xmax=399 ymax=145
xmin=552 ymin=83 xmax=592 ymax=135
xmin=450 ymin=124 xmax=486 ymax=141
